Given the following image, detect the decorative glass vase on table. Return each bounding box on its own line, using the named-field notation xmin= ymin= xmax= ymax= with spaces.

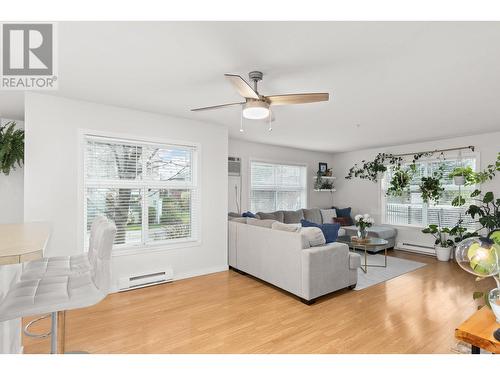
xmin=455 ymin=235 xmax=500 ymax=324
xmin=354 ymin=214 xmax=374 ymax=239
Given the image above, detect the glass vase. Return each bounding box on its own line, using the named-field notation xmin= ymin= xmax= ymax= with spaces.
xmin=357 ymin=228 xmax=367 ymax=239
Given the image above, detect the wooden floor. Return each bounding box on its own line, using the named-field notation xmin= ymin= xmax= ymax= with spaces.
xmin=23 ymin=250 xmax=495 ymax=354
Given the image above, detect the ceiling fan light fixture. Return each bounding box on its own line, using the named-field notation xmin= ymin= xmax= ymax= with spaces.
xmin=242 ymin=100 xmax=270 ymax=120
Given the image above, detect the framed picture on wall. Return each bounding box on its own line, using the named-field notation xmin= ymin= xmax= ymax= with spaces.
xmin=318 ymin=162 xmax=328 ymax=175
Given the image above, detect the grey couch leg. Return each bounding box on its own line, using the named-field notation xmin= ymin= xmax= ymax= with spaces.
xmin=348 ymin=284 xmax=357 ymax=290
xmin=300 ymin=298 xmax=316 ymax=305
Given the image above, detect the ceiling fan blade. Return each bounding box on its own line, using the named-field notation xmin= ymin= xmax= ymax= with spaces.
xmin=266 ymin=93 xmax=329 ymax=106
xmin=224 ymin=74 xmax=259 ymax=99
xmin=191 ymin=102 xmax=245 ymax=112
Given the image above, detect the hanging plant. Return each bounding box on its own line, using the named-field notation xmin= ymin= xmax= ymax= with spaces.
xmin=386 ymin=164 xmax=416 ymax=197
xmin=420 ymin=167 xmax=444 ymax=204
xmin=0 ymin=121 xmax=24 ymax=175
xmin=345 ymin=153 xmax=402 ymax=182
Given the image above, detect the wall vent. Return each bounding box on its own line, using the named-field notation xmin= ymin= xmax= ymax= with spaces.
xmin=228 ymin=157 xmax=241 ymax=176
xmin=117 ymin=268 xmax=173 ymax=292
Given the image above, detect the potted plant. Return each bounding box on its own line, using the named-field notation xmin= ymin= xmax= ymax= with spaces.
xmin=354 ymin=214 xmax=374 ymax=239
xmin=448 ymin=166 xmax=475 ymax=186
xmin=386 ymin=164 xmax=416 ymax=197
xmin=421 ymin=223 xmax=454 ymax=261
xmin=419 ymin=168 xmax=444 ymax=204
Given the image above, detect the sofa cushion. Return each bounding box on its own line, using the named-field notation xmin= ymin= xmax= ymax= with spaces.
xmin=246 ymin=218 xmax=277 ymax=228
xmin=332 ymin=206 xmax=353 ymax=225
xmin=320 ymin=208 xmax=337 ymax=224
xmin=229 ymin=217 xmax=247 ymax=223
xmin=256 ymin=211 xmax=284 ymax=222
xmin=283 ymin=209 xmax=305 ymax=224
xmin=300 ymin=227 xmax=326 ymax=247
xmin=271 ymin=222 xmax=301 ymax=232
xmin=301 ymin=220 xmax=341 ymax=244
xmin=302 ymin=208 xmax=322 ymax=224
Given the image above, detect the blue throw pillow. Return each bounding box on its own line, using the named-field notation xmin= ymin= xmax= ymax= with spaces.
xmin=332 ymin=206 xmax=353 ymax=226
xmin=301 ymin=219 xmax=341 ymax=244
xmin=242 ymin=211 xmax=256 ymax=218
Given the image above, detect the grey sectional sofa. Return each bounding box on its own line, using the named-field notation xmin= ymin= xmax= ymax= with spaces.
xmin=252 ymin=208 xmax=397 ymax=253
xmin=228 ymin=218 xmax=361 ymax=304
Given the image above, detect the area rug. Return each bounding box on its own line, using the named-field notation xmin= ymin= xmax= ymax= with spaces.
xmin=353 ymin=252 xmax=427 ymax=291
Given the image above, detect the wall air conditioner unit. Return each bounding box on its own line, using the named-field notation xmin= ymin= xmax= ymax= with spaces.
xmin=397 ymin=241 xmax=435 ymax=255
xmin=228 ymin=156 xmax=241 ymax=176
xmin=117 ymin=268 xmax=174 ymax=292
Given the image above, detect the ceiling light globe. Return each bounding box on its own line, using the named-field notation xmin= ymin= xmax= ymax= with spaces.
xmin=243 ymin=101 xmax=270 ymax=120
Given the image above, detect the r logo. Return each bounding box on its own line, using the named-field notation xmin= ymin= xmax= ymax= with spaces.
xmin=2 ymin=24 xmax=53 ymax=76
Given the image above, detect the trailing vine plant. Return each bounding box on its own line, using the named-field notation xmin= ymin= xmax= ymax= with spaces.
xmin=0 ymin=121 xmax=24 ymax=175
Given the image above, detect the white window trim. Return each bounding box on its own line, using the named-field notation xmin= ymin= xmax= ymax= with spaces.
xmin=77 ymin=129 xmax=202 ymax=256
xmin=248 ymin=157 xmax=308 ymax=212
xmin=380 ymin=151 xmax=480 ymax=229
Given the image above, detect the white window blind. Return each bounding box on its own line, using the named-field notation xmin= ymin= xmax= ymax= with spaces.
xmin=250 ymin=161 xmax=306 ymax=212
xmin=382 ymin=156 xmax=478 ymax=230
xmin=84 ymin=135 xmax=199 ymax=250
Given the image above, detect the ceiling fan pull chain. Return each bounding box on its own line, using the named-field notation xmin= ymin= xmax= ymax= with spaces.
xmin=240 ymin=106 xmax=244 ymax=133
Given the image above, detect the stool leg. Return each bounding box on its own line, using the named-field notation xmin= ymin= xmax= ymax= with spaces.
xmin=50 ymin=312 xmax=58 ymax=354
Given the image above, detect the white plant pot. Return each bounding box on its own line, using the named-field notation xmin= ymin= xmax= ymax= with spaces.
xmin=453 ymin=176 xmax=466 ymax=185
xmin=435 ymin=245 xmax=452 ymax=261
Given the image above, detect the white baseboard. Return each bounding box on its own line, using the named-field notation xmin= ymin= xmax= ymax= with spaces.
xmin=109 ymin=264 xmax=228 ymax=293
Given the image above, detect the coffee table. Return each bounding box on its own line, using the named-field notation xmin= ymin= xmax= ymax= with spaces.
xmin=337 ymin=235 xmax=389 ymax=273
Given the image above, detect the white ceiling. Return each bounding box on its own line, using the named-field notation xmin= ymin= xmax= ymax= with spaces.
xmin=2 ymin=21 xmax=500 ymax=152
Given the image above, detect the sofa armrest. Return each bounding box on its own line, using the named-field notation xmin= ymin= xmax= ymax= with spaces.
xmin=301 ymin=242 xmax=350 ymax=300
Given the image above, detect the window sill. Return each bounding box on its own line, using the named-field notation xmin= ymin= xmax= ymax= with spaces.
xmin=112 ymin=239 xmax=202 ymax=257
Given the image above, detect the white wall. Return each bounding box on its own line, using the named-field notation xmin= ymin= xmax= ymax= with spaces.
xmin=24 ymin=93 xmax=228 ymax=287
xmin=229 ymin=139 xmax=336 ymax=212
xmin=332 ymin=131 xmax=500 ymax=249
xmin=0 ymin=119 xmax=24 ymax=224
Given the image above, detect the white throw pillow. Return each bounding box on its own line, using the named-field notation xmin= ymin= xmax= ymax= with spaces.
xmin=300 ymin=227 xmax=326 ymax=247
xmin=271 ymin=221 xmax=301 ymax=232
xmin=320 ymin=208 xmax=337 ymax=224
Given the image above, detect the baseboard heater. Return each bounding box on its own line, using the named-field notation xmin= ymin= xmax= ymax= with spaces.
xmin=397 ymin=241 xmax=435 ymax=255
xmin=117 ymin=268 xmax=174 ymax=292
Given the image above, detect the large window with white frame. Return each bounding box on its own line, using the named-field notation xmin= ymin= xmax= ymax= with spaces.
xmin=250 ymin=161 xmax=307 ymax=212
xmin=83 ymin=134 xmax=199 ymax=250
xmin=382 ymin=154 xmax=478 ymax=230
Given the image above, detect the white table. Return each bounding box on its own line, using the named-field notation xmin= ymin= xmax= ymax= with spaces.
xmin=0 ymin=223 xmax=50 ymax=354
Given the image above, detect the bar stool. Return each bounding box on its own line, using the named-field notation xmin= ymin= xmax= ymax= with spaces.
xmin=21 ymin=216 xmax=107 ymax=281
xmin=0 ymin=219 xmax=116 ymax=354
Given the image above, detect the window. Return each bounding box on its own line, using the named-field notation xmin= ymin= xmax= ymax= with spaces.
xmin=83 ymin=135 xmax=199 ymax=250
xmin=250 ymin=161 xmax=306 ymax=212
xmin=382 ymin=155 xmax=478 ymax=230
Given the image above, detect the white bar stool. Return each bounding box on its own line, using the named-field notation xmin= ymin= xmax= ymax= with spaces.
xmin=0 ymin=219 xmax=116 ymax=354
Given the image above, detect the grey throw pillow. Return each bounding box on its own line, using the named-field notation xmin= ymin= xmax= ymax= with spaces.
xmin=320 ymin=209 xmax=337 ymax=224
xmin=283 ymin=209 xmax=305 ymax=224
xmin=303 ymin=208 xmax=322 ymax=224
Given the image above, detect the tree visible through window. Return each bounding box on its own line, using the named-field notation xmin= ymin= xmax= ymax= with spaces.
xmin=84 ymin=135 xmax=198 ymax=249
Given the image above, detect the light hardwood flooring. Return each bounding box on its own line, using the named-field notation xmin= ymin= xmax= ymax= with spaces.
xmin=23 ymin=250 xmax=495 ymax=354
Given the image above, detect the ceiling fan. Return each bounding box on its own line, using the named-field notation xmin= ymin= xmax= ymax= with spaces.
xmin=191 ymin=71 xmax=329 ymax=121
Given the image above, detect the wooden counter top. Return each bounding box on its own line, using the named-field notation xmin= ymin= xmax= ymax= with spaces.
xmin=0 ymin=223 xmax=50 ymax=265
